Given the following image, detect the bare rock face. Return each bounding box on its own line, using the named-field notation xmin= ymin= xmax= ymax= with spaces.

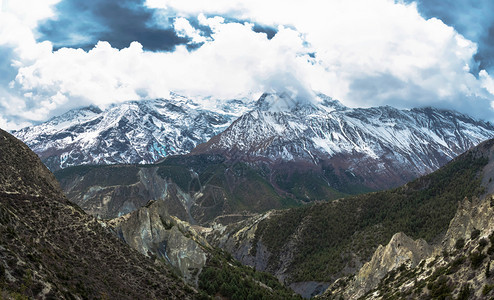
xmin=442 ymin=196 xmax=494 ymax=251
xmin=58 ymin=166 xmax=189 ymax=220
xmin=338 ymin=232 xmax=433 ymax=299
xmin=56 ymin=154 xmax=290 ymax=226
xmin=109 ymin=198 xmax=209 ymax=285
xmin=208 ymin=211 xmax=274 ymax=272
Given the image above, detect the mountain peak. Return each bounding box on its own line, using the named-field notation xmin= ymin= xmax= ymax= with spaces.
xmin=316 ymin=93 xmax=347 ymax=112
xmin=255 ymin=92 xmax=317 ymax=112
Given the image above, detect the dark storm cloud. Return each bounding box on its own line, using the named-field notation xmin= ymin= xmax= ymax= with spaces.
xmin=37 ymin=0 xmax=188 ymax=51
xmin=404 ymin=0 xmax=494 ymax=72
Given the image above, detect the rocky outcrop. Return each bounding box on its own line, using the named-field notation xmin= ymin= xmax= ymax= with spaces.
xmin=208 ymin=212 xmax=273 ymax=272
xmin=331 ymin=232 xmax=433 ymax=299
xmin=109 ymin=198 xmax=210 ymax=285
xmin=442 ymin=196 xmax=494 ymax=251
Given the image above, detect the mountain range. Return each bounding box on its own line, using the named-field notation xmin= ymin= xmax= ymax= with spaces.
xmin=6 ymin=92 xmax=494 ymax=299
xmin=13 ymin=93 xmax=253 ymax=171
xmin=0 ymin=128 xmax=301 ymax=299
xmin=14 ymin=93 xmax=494 ymax=194
xmin=194 ymin=93 xmax=494 ymax=190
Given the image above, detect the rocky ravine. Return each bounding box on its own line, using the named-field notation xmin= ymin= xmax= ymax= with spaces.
xmin=54 ymin=154 xmax=299 ymax=225
xmin=102 ymin=194 xmax=302 ymax=299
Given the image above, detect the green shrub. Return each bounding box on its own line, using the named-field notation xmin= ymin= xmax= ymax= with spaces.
xmin=457 ymin=284 xmax=471 ymax=300
xmin=470 ymin=251 xmax=486 ymax=269
xmin=471 ymin=228 xmax=481 ymax=240
xmin=482 ymin=284 xmax=494 ymax=296
xmin=428 ymin=275 xmax=452 ymax=299
xmin=479 ymin=238 xmax=488 ymax=250
xmin=455 ymin=238 xmax=465 ymax=250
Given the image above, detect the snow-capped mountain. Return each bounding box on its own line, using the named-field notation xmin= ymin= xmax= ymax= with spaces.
xmin=193 ymin=93 xmax=494 ymax=189
xmin=13 ymin=93 xmax=253 ymax=171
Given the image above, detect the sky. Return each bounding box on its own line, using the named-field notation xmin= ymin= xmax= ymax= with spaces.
xmin=1 ymin=0 xmax=494 ymax=130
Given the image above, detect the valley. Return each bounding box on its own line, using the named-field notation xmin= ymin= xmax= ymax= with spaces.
xmin=5 ymin=94 xmax=494 ymax=299
xmin=4 ymin=1 xmax=494 ymax=299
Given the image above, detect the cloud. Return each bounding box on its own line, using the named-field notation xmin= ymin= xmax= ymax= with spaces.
xmin=13 ymin=19 xmax=314 ymax=107
xmin=37 ymin=0 xmax=188 ymax=51
xmin=173 ymin=17 xmax=208 ymax=44
xmin=2 ymin=0 xmax=494 ymax=131
xmin=403 ymin=0 xmax=494 ymax=72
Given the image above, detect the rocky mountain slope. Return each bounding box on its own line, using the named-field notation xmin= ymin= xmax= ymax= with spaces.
xmin=206 ymin=138 xmax=494 ymax=298
xmin=0 ymin=129 xmax=194 ymax=299
xmin=13 ymin=93 xmax=252 ymax=171
xmin=194 ymin=93 xmax=494 ymax=190
xmin=54 ymin=154 xmax=303 ymax=225
xmin=323 ymin=138 xmax=494 ymax=299
xmin=52 ymin=95 xmax=494 ymax=228
xmin=107 ymin=197 xmax=301 ymax=300
xmin=326 ymin=194 xmax=494 ymax=299
xmin=15 ymin=92 xmax=494 ymax=194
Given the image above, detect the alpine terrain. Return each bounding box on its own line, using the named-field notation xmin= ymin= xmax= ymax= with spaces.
xmin=0 ymin=129 xmax=194 ymax=299
xmin=13 ymin=93 xmax=253 ymax=171
xmin=51 ymin=93 xmax=494 ymax=228
xmin=0 ymin=128 xmax=301 ymax=300
xmin=194 ymin=93 xmax=494 ymax=190
xmin=207 ymin=138 xmax=494 ymax=298
xmin=9 ymin=92 xmax=494 ymax=299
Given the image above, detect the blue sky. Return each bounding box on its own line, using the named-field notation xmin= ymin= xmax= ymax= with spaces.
xmin=1 ymin=0 xmax=494 ymax=129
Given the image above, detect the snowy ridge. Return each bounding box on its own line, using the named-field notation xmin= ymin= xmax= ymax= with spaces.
xmin=196 ymin=93 xmax=494 ymax=182
xmin=13 ymin=93 xmax=253 ymax=171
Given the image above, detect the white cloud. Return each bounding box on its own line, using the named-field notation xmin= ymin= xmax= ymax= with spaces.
xmin=1 ymin=0 xmax=60 ymax=28
xmin=480 ymin=70 xmax=494 ymax=110
xmin=13 ymin=20 xmax=314 ymax=106
xmin=480 ymin=70 xmax=494 ymax=94
xmin=0 ymin=0 xmax=60 ymax=130
xmin=173 ymin=17 xmax=208 ymax=44
xmin=2 ymin=0 xmax=494 ymax=130
xmin=144 ymin=0 xmax=494 ymax=114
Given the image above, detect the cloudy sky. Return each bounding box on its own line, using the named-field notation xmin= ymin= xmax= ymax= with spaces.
xmin=1 ymin=0 xmax=494 ymax=130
